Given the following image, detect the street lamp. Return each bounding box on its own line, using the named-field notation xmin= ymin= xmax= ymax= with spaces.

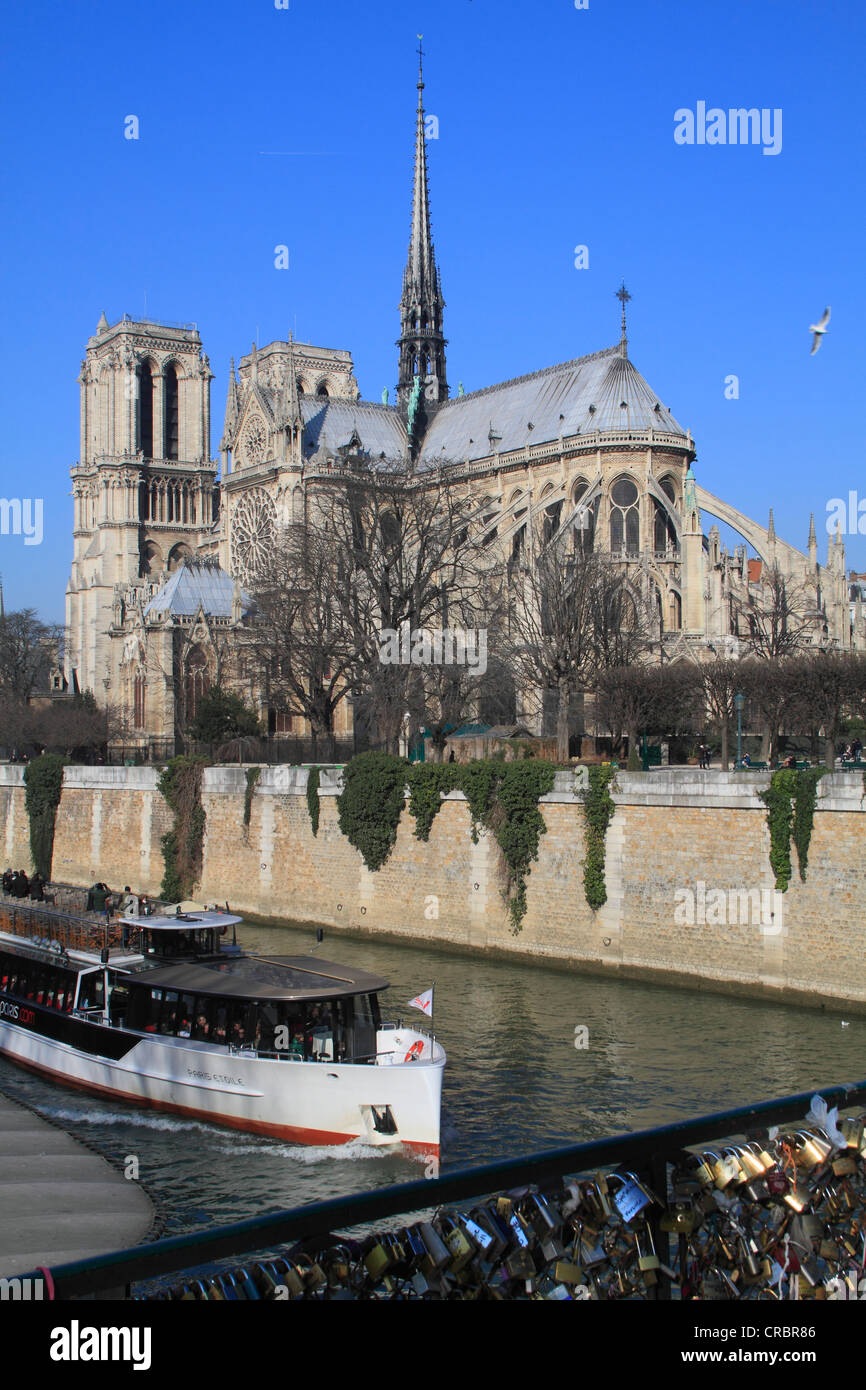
xmin=734 ymin=691 xmax=745 ymax=768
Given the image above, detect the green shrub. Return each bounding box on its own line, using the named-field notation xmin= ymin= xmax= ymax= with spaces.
xmin=23 ymin=754 xmax=65 ymax=879
xmin=407 ymin=763 xmax=458 ymax=841
xmin=158 ymin=756 xmax=208 ymax=901
xmin=582 ymin=765 xmax=616 ymax=910
xmin=493 ymin=760 xmax=556 ymax=932
xmin=337 ymin=751 xmax=409 ymax=871
xmin=306 ymin=766 xmax=321 ymax=837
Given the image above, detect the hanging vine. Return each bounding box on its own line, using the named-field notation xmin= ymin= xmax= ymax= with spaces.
xmin=493 ymin=760 xmax=557 ymax=933
xmin=337 ymin=751 xmax=409 ymax=871
xmin=758 ymin=769 xmax=797 ymax=892
xmin=306 ymin=766 xmax=321 ymax=837
xmin=407 ymin=763 xmax=458 ymax=841
xmin=23 ymin=754 xmax=65 ymax=880
xmin=582 ymin=765 xmax=617 ymax=910
xmin=791 ymin=767 xmax=825 ymax=880
xmin=158 ymin=756 xmax=208 ymax=902
xmin=243 ymin=765 xmax=261 ymax=828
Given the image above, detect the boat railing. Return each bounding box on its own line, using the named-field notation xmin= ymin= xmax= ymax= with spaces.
xmin=0 ymin=899 xmax=127 ymax=957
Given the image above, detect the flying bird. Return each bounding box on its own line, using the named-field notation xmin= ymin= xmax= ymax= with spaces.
xmin=809 ymin=306 xmax=831 ymax=355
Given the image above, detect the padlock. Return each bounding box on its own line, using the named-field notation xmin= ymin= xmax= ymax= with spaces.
xmin=505 ymin=1247 xmax=536 ymax=1280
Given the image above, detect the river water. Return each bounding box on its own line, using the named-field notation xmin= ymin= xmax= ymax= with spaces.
xmin=0 ymin=919 xmax=861 ymax=1246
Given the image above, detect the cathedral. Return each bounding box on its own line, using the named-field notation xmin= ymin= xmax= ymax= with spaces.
xmin=63 ymin=56 xmax=859 ymax=760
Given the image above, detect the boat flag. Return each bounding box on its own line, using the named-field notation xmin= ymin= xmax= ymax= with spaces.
xmin=407 ymin=986 xmax=434 ymax=1017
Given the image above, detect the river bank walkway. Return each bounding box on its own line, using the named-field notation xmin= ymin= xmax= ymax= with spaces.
xmin=0 ymin=1089 xmax=154 ymax=1278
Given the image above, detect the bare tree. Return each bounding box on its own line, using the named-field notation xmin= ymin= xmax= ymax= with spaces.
xmin=248 ymin=522 xmax=360 ymax=761
xmin=733 ymin=565 xmax=816 ymax=661
xmin=595 ymin=663 xmax=696 ymax=759
xmin=504 ymin=524 xmax=651 ymax=762
xmin=783 ymin=651 xmax=864 ymax=768
xmin=0 ymin=609 xmax=60 ymax=702
xmin=313 ymin=457 xmax=499 ymax=754
xmin=699 ymin=657 xmax=744 ymax=770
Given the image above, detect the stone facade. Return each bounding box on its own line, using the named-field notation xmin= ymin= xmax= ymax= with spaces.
xmin=62 ymin=64 xmax=863 ymax=756
xmin=3 ymin=764 xmax=864 ymax=1011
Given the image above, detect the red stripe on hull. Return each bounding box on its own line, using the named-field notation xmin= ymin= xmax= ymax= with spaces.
xmin=0 ymin=1048 xmax=440 ymax=1158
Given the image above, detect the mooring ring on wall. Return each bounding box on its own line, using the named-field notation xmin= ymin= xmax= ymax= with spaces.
xmin=603 ymin=937 xmax=611 ymax=946
xmin=337 ymin=904 xmax=343 ymax=911
xmin=260 ymin=863 xmax=267 ymax=869
xmin=474 ymin=882 xmax=479 ymax=889
xmin=360 ymin=907 xmax=367 ymax=914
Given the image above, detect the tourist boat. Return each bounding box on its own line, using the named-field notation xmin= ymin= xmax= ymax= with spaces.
xmin=0 ymin=899 xmax=444 ymax=1156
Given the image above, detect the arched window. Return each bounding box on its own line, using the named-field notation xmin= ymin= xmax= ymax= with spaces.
xmin=138 ymin=362 xmax=154 ymax=457
xmin=164 ymin=365 xmax=179 ymax=459
xmin=572 ymin=480 xmax=597 ymax=553
xmin=168 ymin=543 xmax=192 ymax=572
xmin=316 ymin=382 xmax=329 ymax=399
xmin=609 ymin=476 xmax=640 ymax=555
xmin=543 ymin=501 xmax=563 ymax=544
xmin=185 ymin=647 xmax=209 ymax=724
xmin=669 ymin=592 xmax=682 ymax=630
xmin=141 ymin=540 xmax=164 ymax=577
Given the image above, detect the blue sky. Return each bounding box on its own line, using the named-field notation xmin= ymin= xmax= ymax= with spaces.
xmin=1 ymin=0 xmax=864 ymax=621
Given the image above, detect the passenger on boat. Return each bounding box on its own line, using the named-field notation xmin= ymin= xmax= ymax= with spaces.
xmin=86 ymin=882 xmax=111 ymax=912
xmin=29 ymin=873 xmax=45 ymax=902
xmin=12 ymin=871 xmax=29 ymax=898
xmin=1 ymin=869 xmax=12 ymax=894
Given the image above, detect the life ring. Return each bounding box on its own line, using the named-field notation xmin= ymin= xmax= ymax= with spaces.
xmin=404 ymin=1040 xmax=424 ymax=1063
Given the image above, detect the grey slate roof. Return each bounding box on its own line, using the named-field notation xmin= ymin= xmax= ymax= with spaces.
xmin=301 ymin=398 xmax=408 ymax=462
xmin=416 ymin=345 xmax=687 ymax=469
xmin=143 ymin=563 xmax=254 ymax=619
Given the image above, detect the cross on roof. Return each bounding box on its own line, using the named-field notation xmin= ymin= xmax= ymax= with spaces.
xmin=616 ymin=282 xmax=632 ymax=345
xmin=417 ymin=34 xmax=424 ymax=87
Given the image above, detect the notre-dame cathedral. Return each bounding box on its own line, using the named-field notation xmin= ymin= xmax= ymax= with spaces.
xmin=64 ymin=57 xmax=860 ymax=759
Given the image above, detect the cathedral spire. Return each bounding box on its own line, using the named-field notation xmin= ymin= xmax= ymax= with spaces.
xmin=397 ymin=37 xmax=448 ymax=423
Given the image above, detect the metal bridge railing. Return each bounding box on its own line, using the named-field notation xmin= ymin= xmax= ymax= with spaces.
xmin=14 ymin=1077 xmax=866 ymax=1299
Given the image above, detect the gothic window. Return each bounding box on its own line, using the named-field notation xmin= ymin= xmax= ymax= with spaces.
xmin=669 ymin=592 xmax=682 ymax=630
xmin=138 ymin=362 xmax=154 ymax=457
xmin=653 ymin=500 xmax=677 ymax=554
xmin=543 ymin=501 xmax=562 ymax=544
xmin=609 ymin=476 xmax=640 ymax=555
xmin=164 ymin=365 xmax=179 ymax=460
xmin=572 ymin=481 xmax=597 ymax=553
xmin=231 ymin=488 xmax=277 ymax=584
xmin=133 ymin=673 xmax=146 ymax=730
xmin=185 ymin=647 xmax=209 ymax=723
xmin=168 ymin=543 xmax=192 ymax=572
xmin=141 ymin=540 xmax=164 ymax=577
xmin=316 ymin=382 xmax=329 ymax=399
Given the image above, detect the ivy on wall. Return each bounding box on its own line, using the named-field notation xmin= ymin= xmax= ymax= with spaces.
xmin=336 ymin=754 xmax=557 ymax=933
xmin=337 ymin=752 xmax=409 ymax=872
xmin=582 ymin=765 xmax=616 ymax=910
xmin=23 ymin=754 xmax=65 ymax=880
xmin=158 ymin=756 xmax=207 ymax=902
xmin=306 ymin=766 xmax=321 ymax=837
xmin=759 ymin=767 xmax=826 ymax=890
xmin=243 ymin=766 xmax=261 ymax=828
xmin=407 ymin=764 xmax=458 ymax=842
xmin=493 ymin=760 xmax=556 ymax=932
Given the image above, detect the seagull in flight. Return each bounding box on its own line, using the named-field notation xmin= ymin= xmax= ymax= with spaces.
xmin=809 ymin=306 xmax=831 ymax=355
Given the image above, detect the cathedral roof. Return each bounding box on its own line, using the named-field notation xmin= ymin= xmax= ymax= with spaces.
xmin=416 ymin=345 xmax=688 ymax=468
xmin=143 ymin=562 xmax=254 ymax=619
xmin=301 ymin=398 xmax=408 ymax=462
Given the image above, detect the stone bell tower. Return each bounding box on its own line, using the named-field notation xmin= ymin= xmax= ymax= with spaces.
xmin=65 ymin=313 xmax=216 ymax=697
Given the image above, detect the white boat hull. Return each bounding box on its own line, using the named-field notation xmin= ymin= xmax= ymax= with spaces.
xmin=0 ymin=1015 xmax=444 ymax=1156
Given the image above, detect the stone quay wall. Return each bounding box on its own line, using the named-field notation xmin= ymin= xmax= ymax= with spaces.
xmin=1 ymin=764 xmax=864 ymax=1011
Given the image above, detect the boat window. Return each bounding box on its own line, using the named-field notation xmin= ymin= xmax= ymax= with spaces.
xmin=192 ymin=996 xmax=214 ymax=1041
xmin=176 ymin=993 xmax=196 ymax=1037
xmin=159 ymin=991 xmax=179 ymax=1035
xmin=352 ymin=993 xmax=380 ymax=1062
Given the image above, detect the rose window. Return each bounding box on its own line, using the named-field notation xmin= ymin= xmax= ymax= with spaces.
xmin=243 ymin=417 xmax=267 ymax=464
xmin=231 ymin=488 xmax=276 ymax=583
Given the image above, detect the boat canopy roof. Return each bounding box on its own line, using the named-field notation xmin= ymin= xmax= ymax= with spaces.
xmin=119 ymin=911 xmax=244 ymax=930
xmin=125 ymin=954 xmax=390 ymax=1002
